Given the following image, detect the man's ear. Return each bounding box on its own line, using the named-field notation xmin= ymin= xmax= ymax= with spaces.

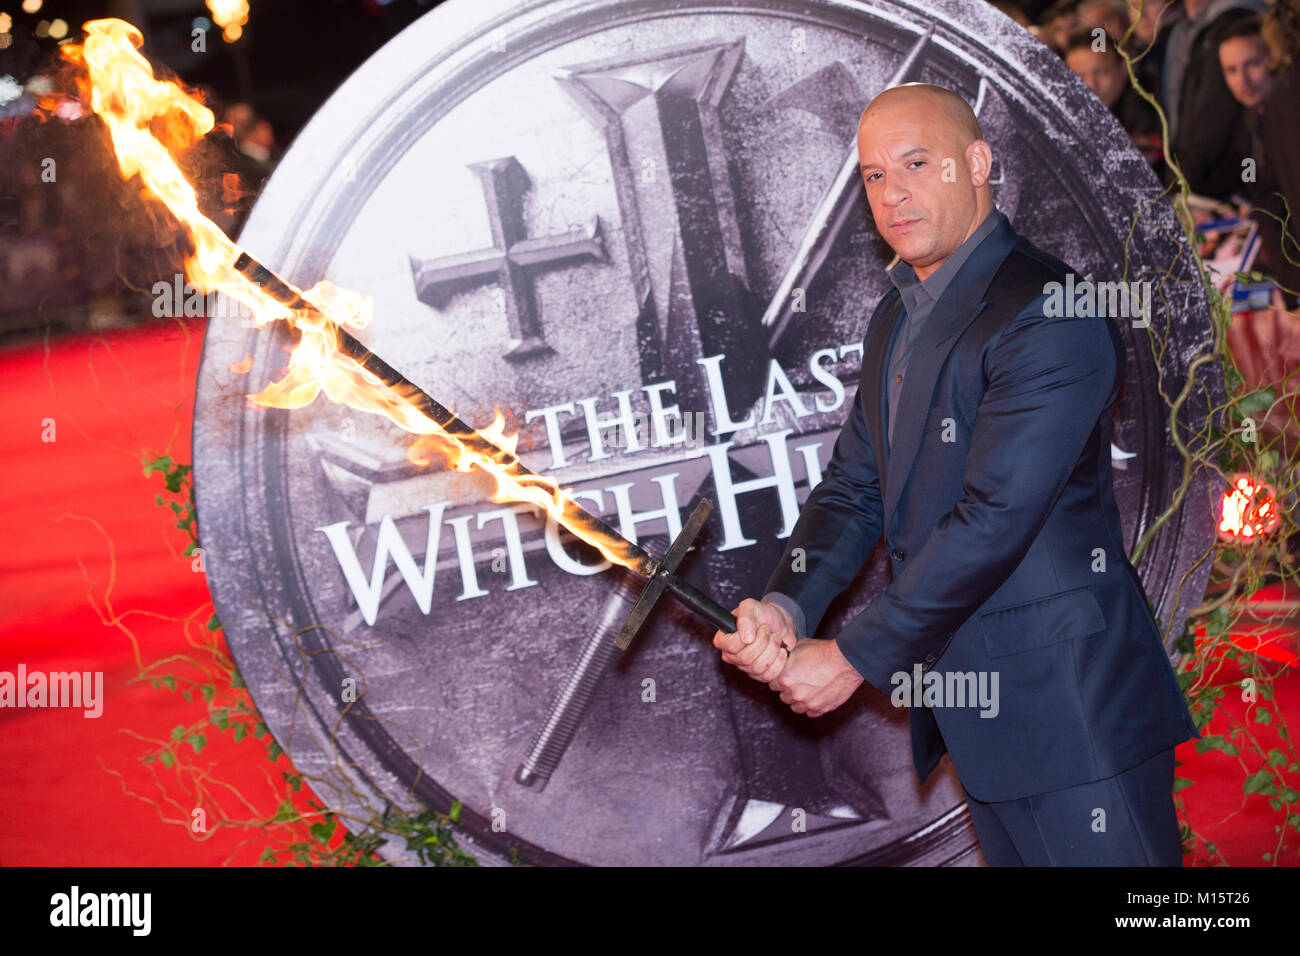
xmin=966 ymin=139 xmax=994 ymax=187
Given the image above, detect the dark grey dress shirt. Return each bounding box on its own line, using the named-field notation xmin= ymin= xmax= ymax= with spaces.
xmin=885 ymin=208 xmax=1003 ymax=447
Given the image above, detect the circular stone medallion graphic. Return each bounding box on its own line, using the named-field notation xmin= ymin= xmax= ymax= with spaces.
xmin=194 ymin=0 xmax=1220 ymax=865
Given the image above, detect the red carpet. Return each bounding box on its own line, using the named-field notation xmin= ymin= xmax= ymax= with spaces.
xmin=0 ymin=320 xmax=280 ymax=866
xmin=0 ymin=320 xmax=1296 ymax=865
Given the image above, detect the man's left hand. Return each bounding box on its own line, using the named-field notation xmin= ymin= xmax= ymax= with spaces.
xmin=771 ymin=638 xmax=864 ymax=717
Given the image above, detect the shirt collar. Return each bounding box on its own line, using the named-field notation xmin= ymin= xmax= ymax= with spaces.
xmin=889 ymin=208 xmax=1003 ymax=309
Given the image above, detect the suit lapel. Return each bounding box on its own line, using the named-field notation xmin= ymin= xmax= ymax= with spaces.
xmin=880 ymin=217 xmax=1018 ymax=523
xmin=860 ymin=292 xmax=901 ymax=495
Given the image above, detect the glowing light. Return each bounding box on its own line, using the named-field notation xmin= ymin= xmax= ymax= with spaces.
xmin=48 ymin=17 xmax=66 ymax=39
xmin=1219 ymin=475 xmax=1282 ymax=540
xmin=205 ymin=0 xmax=248 ymax=43
xmin=21 ymin=0 xmax=41 ymax=15
xmin=0 ymin=13 xmax=12 ymax=33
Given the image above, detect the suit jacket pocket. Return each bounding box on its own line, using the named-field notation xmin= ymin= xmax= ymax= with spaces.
xmin=977 ymin=585 xmax=1106 ymax=658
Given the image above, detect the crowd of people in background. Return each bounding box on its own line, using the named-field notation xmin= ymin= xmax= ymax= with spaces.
xmin=0 ymin=2 xmax=1297 ymax=340
xmin=0 ymin=83 xmax=278 ymax=340
xmin=998 ymin=0 xmax=1299 ymax=305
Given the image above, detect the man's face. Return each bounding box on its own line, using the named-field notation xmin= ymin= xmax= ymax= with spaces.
xmin=1079 ymin=3 xmax=1127 ymax=43
xmin=1219 ymin=36 xmax=1272 ymax=110
xmin=1066 ymin=48 xmax=1128 ymax=109
xmin=1050 ymin=11 xmax=1079 ymax=49
xmin=857 ymin=102 xmax=980 ymax=279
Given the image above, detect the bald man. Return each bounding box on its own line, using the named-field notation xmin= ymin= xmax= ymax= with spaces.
xmin=713 ymin=84 xmax=1198 ymax=866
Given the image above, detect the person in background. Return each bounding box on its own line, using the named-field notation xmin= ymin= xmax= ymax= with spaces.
xmin=1258 ymin=0 xmax=1300 ymax=305
xmin=1064 ymin=29 xmax=1168 ymax=179
xmin=1040 ymin=0 xmax=1083 ymax=51
xmin=1122 ymin=0 xmax=1183 ymax=99
xmin=1218 ymin=14 xmax=1274 ymax=111
xmin=1078 ymin=0 xmax=1131 ymax=41
xmin=1163 ymin=0 xmax=1268 ymax=202
xmin=1216 ymin=15 xmax=1273 ymax=186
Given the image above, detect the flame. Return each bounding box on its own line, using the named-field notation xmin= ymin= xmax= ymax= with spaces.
xmin=1219 ymin=475 xmax=1282 ymax=540
xmin=64 ymin=18 xmax=640 ymax=570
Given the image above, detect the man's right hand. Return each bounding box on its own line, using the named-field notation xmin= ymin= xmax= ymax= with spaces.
xmin=713 ymin=598 xmax=798 ymax=684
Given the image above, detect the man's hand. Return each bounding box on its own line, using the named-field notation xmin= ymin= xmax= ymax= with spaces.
xmin=771 ymin=638 xmax=864 ymax=717
xmin=713 ymin=598 xmax=797 ymax=684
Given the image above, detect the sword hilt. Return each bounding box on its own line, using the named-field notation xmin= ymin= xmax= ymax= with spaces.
xmin=514 ymin=570 xmax=645 ymax=791
xmin=516 ymin=499 xmax=726 ymax=791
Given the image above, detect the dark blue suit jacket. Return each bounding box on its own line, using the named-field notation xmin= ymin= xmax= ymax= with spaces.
xmin=765 ymin=215 xmax=1199 ymax=802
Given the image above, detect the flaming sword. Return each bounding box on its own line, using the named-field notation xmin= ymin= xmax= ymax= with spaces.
xmin=230 ymin=252 xmax=742 ymax=789
xmin=65 ymin=17 xmax=779 ymax=799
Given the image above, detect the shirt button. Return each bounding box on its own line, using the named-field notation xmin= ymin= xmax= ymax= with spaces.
xmin=891 ymin=548 xmax=905 ymax=561
xmin=894 ymin=373 xmax=902 ymax=382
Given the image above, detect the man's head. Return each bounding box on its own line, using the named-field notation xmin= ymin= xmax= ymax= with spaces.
xmin=856 ymin=84 xmax=994 ymax=281
xmin=1216 ymin=15 xmax=1273 ymax=110
xmin=1077 ymin=0 xmax=1130 ymax=43
xmin=1064 ymin=29 xmax=1128 ymax=108
xmin=1042 ymin=0 xmax=1082 ymax=51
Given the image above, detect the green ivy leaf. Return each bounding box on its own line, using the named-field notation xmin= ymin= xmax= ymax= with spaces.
xmin=1232 ymin=390 xmax=1274 ymax=416
xmin=1196 ymin=735 xmax=1239 ymax=756
xmin=1205 ymin=606 xmax=1231 ymax=637
xmin=310 ymin=816 xmax=337 ymax=842
xmin=1244 ymin=771 xmax=1277 ymax=796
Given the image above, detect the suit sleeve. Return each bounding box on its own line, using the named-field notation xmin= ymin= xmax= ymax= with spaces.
xmin=761 ymin=369 xmax=885 ymax=642
xmin=834 ymin=297 xmax=1119 ymax=692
